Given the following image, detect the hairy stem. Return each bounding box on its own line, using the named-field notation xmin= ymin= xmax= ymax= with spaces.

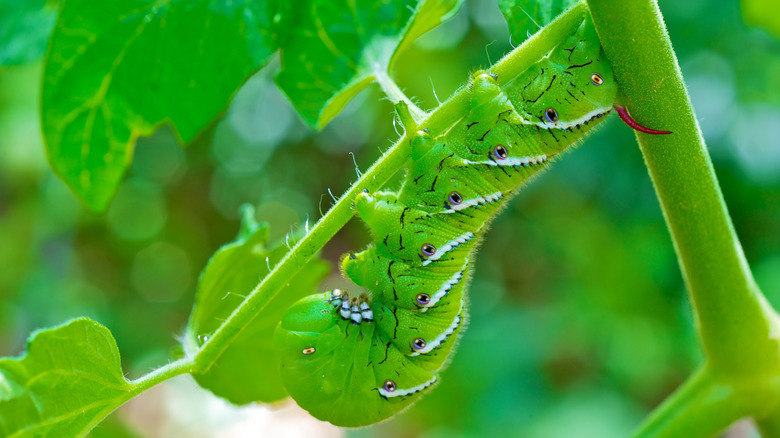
xmin=587 ymin=0 xmax=779 ymax=376
xmin=587 ymin=0 xmax=780 ymax=435
xmin=375 ymin=70 xmax=427 ymax=122
xmin=192 ymin=2 xmax=590 ymax=372
xmin=129 ymin=357 xmax=197 ymax=390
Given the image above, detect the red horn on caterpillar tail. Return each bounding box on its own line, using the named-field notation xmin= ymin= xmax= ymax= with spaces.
xmin=614 ymin=105 xmax=672 ymax=135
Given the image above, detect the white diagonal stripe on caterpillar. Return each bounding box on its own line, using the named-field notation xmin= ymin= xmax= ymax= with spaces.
xmin=440 ymin=191 xmax=503 ymax=214
xmin=378 ymin=375 xmax=437 ymax=398
xmin=461 ymin=154 xmax=548 ymax=167
xmin=421 ymin=232 xmax=475 ymax=266
xmin=521 ymin=106 xmax=612 ymax=130
xmin=409 ymin=303 xmax=464 ymax=357
xmin=421 ymin=260 xmax=468 ymax=312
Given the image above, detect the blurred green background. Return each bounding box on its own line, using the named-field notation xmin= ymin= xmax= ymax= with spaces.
xmin=0 ymin=0 xmax=778 ymax=436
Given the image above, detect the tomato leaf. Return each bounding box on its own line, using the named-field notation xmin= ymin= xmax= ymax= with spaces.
xmin=186 ymin=205 xmax=330 ymax=404
xmin=42 ymin=0 xmax=285 ymax=212
xmin=276 ymin=0 xmax=463 ymax=129
xmin=0 ymin=318 xmax=135 ymax=437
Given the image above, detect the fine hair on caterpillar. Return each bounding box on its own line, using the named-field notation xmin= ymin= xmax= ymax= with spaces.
xmin=274 ymin=14 xmax=670 ymax=428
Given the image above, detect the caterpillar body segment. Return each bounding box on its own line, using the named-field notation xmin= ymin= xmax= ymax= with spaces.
xmin=372 ymin=299 xmax=465 ymax=370
xmin=504 ymin=16 xmax=616 ymax=136
xmin=275 ymin=16 xmax=619 ymax=427
xmin=275 ymin=290 xmax=442 ymax=427
xmin=343 ymin=247 xmax=469 ymax=313
xmin=354 ymin=191 xmax=481 ymax=264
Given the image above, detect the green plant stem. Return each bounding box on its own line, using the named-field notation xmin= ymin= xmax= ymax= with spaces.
xmin=130 ymin=357 xmax=196 ymax=390
xmin=631 ymin=366 xmax=750 ymax=438
xmin=192 ymin=2 xmax=589 ymax=372
xmin=586 ymin=0 xmax=780 ymax=436
xmin=191 ymin=126 xmax=411 ymax=370
xmin=85 ymin=357 xmax=196 ymax=435
xmin=586 ymin=0 xmax=779 ymax=371
xmin=374 ymin=70 xmax=427 ymax=122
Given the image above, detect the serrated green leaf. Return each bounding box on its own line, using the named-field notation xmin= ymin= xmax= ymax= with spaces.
xmin=42 ymin=0 xmax=286 ymax=213
xmin=0 ymin=0 xmax=57 ymax=66
xmin=498 ymin=0 xmax=577 ymax=45
xmin=186 ymin=205 xmax=330 ymax=404
xmin=0 ymin=318 xmax=134 ymax=437
xmin=276 ymin=0 xmax=463 ymax=129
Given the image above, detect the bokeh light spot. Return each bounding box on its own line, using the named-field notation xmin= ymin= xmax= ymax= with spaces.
xmin=131 ymin=242 xmax=192 ymax=303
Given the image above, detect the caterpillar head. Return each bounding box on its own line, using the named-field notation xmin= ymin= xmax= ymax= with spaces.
xmin=505 ymin=16 xmax=670 ymax=138
xmin=506 ymin=17 xmax=616 ymax=153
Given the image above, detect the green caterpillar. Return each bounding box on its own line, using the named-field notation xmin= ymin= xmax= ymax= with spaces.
xmin=274 ymin=16 xmax=666 ymax=427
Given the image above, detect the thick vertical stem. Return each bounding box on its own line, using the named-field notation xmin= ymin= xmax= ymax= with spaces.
xmin=586 ymin=0 xmax=780 ymax=377
xmin=586 ymin=0 xmax=780 ymax=435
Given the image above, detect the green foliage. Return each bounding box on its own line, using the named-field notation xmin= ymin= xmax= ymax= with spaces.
xmin=498 ymin=0 xmax=577 ymax=44
xmin=0 ymin=205 xmax=329 ymax=436
xmin=276 ymin=0 xmax=462 ymax=129
xmin=0 ymin=0 xmax=57 ymax=66
xmin=41 ymin=0 xmax=285 ymax=212
xmin=1 ymin=0 xmax=779 ymax=436
xmin=187 ymin=205 xmax=330 ymax=404
xmin=0 ymin=318 xmax=133 ymax=437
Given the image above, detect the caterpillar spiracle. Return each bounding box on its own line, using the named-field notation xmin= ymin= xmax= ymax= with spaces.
xmin=274 ymin=16 xmax=666 ymax=427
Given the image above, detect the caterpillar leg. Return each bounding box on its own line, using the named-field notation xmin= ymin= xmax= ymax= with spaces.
xmin=394 ymin=101 xmax=418 ymax=134
xmin=353 ymin=190 xmax=401 ymax=228
xmin=409 ymin=128 xmax=437 ymax=163
xmin=469 ymin=71 xmax=512 ymax=121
